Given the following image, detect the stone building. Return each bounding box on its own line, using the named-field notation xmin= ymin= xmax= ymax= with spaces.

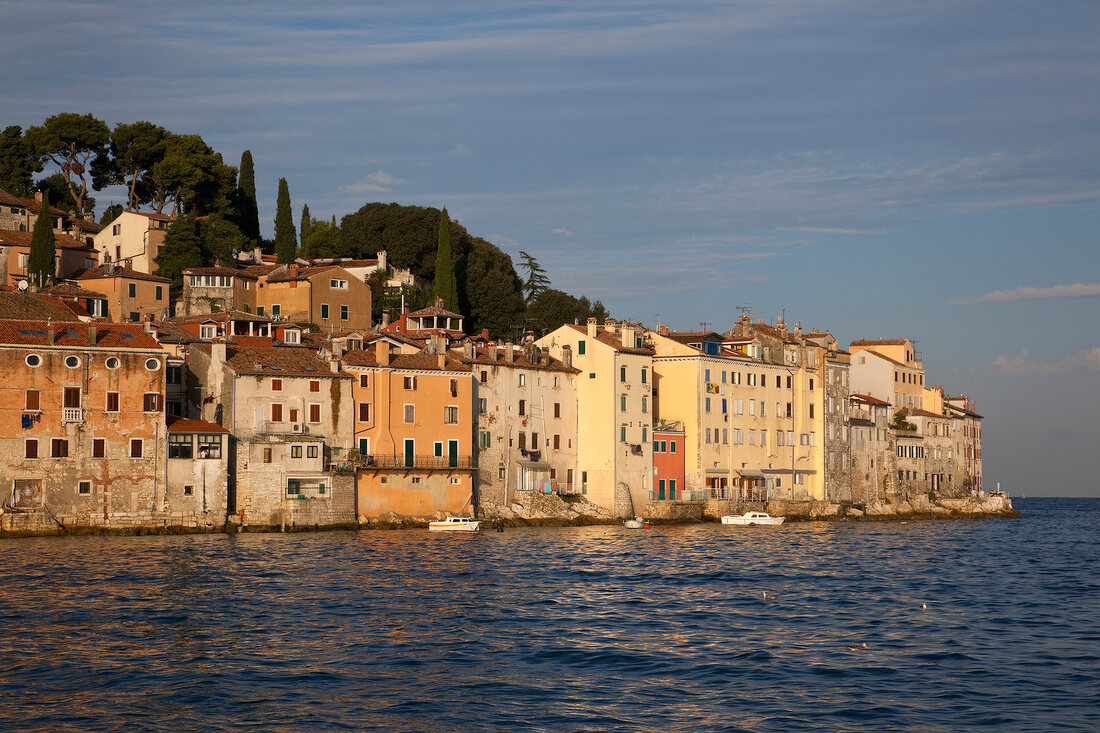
xmin=458 ymin=338 xmax=579 ymax=508
xmin=822 ymin=350 xmax=852 ymax=501
xmin=76 ymin=265 xmax=171 ymax=322
xmin=0 ymin=319 xmax=168 ymax=532
xmin=180 ymin=266 xmax=258 ymax=316
xmin=166 ymin=417 xmax=231 ymax=528
xmin=847 ymin=393 xmax=893 ymax=503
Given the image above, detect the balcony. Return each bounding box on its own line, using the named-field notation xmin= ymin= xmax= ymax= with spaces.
xmin=62 ymin=407 xmax=83 ymax=424
xmin=356 ymin=454 xmax=477 ymax=470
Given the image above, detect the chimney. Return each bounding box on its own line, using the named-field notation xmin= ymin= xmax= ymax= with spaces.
xmin=47 ymin=328 xmax=55 ymax=345
xmin=211 ymin=341 xmax=226 ymax=365
xmin=659 ymin=324 xmax=669 ymax=337
xmin=378 ymin=249 xmax=387 ymax=271
xmin=621 ymin=325 xmax=635 ymax=349
xmin=794 ymin=324 xmax=802 ymax=338
xmin=504 ymin=342 xmax=515 ymax=363
xmin=480 ymin=328 xmax=489 ymax=342
xmin=381 ymin=310 xmax=391 ymax=328
xmin=438 ymin=353 xmax=446 ymax=370
xmin=376 ymin=339 xmax=390 ymax=367
xmin=434 ymin=296 xmax=444 ymax=310
xmin=35 ymin=191 xmax=43 ymax=203
xmin=561 ymin=345 xmax=572 ymax=369
xmin=586 ymin=317 xmax=597 ymax=338
xmin=463 ymin=341 xmax=474 ymax=360
xmin=252 ymin=247 xmax=261 ymax=262
xmin=88 ymin=326 xmax=96 ymax=346
xmin=523 ymin=339 xmax=537 ymax=363
xmin=604 ymin=318 xmax=617 ymax=333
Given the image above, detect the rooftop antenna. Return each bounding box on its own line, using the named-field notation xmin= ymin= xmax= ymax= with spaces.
xmin=699 ymin=321 xmax=711 ymax=332
xmin=736 ymin=303 xmax=752 ymax=319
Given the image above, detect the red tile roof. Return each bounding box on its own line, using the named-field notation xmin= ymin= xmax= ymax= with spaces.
xmin=76 ymin=265 xmax=171 ymax=283
xmin=167 ymin=417 xmax=231 ymax=434
xmin=456 ymin=345 xmax=578 ymax=373
xmin=183 ymin=266 xmax=258 ymax=279
xmin=0 ymin=319 xmax=161 ymax=349
xmin=564 ymin=324 xmax=654 ymax=355
xmin=197 ymin=342 xmax=348 ymax=378
xmin=0 ymin=229 xmax=96 ymax=251
xmin=0 ymin=292 xmax=85 ymax=322
xmin=850 ymin=393 xmax=891 ymax=406
xmin=342 ymin=349 xmax=468 ymax=372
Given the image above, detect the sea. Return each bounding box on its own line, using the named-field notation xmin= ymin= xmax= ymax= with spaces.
xmin=0 ymin=497 xmax=1096 ymax=732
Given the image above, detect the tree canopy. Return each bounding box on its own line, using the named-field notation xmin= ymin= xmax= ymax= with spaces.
xmin=24 ymin=113 xmax=110 ymax=216
xmin=27 ymin=190 xmax=55 ymax=287
xmin=0 ymin=126 xmax=39 ymax=197
xmin=91 ymin=121 xmax=167 ymax=211
xmin=154 ymin=213 xmax=204 ymax=290
xmin=235 ymin=150 xmax=260 ymax=242
xmin=518 ymin=250 xmax=551 ymax=305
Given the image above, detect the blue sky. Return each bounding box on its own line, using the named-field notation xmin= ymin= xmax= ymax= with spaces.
xmin=5 ymin=0 xmax=1099 ymax=495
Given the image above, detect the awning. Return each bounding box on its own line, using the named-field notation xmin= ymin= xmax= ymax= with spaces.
xmin=735 ymin=469 xmax=766 ymax=479
xmin=517 ymin=461 xmax=552 ymax=471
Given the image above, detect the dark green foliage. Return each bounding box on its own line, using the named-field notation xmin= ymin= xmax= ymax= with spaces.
xmin=274 ymin=177 xmax=297 ymax=264
xmin=518 ymin=250 xmax=551 ymax=305
xmin=91 ymin=121 xmax=167 ymax=211
xmin=36 ymin=173 xmax=93 ymax=217
xmin=99 ymin=203 xmax=124 ymax=226
xmin=336 ymin=202 xmax=452 ymax=275
xmin=199 ymin=214 xmax=248 ymax=267
xmin=0 ymin=125 xmax=39 ymax=197
xmin=300 ymin=213 xmax=337 ymax=260
xmin=236 ymin=150 xmax=260 ymax=242
xmin=24 ymin=113 xmax=110 ymax=216
xmin=462 ymin=239 xmax=525 ymax=338
xmin=155 ymin=213 xmax=204 ymax=290
xmin=149 ymin=134 xmax=236 ymax=216
xmin=299 ymin=204 xmax=313 ymax=246
xmin=433 ymin=207 xmax=459 ymax=311
xmin=27 ymin=191 xmax=55 ymax=287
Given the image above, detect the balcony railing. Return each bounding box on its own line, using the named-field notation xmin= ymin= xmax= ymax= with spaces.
xmin=356 ymin=454 xmax=477 ymax=470
xmin=62 ymin=407 xmax=83 ymax=424
xmin=558 ymin=483 xmax=586 ymax=496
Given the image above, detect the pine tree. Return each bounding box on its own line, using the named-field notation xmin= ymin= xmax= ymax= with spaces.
xmin=237 ymin=150 xmax=260 ymax=242
xmin=518 ymin=250 xmax=551 ymax=305
xmin=154 ymin=213 xmax=204 ymax=290
xmin=27 ymin=191 xmax=55 ymax=288
xmin=433 ymin=207 xmax=458 ymax=311
xmin=274 ymin=177 xmax=297 ymax=264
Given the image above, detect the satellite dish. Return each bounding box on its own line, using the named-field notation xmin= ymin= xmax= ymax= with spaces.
xmin=18 ymin=280 xmax=29 ymax=291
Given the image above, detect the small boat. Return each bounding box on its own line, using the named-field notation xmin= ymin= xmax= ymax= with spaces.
xmin=624 ymin=517 xmax=648 ymax=529
xmin=428 ymin=517 xmax=481 ymax=532
xmin=721 ymin=511 xmax=784 ymax=526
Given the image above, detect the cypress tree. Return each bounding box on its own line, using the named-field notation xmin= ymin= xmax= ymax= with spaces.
xmin=299 ymin=204 xmax=313 ymax=258
xmin=274 ymin=177 xmax=297 ymax=264
xmin=27 ymin=191 xmax=56 ymax=287
xmin=237 ymin=150 xmax=260 ymax=242
xmin=433 ymin=207 xmax=458 ymax=311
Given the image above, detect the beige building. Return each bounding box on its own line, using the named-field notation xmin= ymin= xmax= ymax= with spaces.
xmin=850 ymin=338 xmax=926 ymax=412
xmin=166 ymin=417 xmax=231 ymax=528
xmin=77 ymin=265 xmax=171 ymax=322
xmin=538 ymin=319 xmax=653 ymax=517
xmin=256 ymin=265 xmax=372 ymax=332
xmin=0 ymin=230 xmax=99 ymax=287
xmin=94 ymin=211 xmax=174 ymax=274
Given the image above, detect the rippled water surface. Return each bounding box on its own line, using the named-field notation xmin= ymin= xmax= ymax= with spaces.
xmin=1 ymin=497 xmax=1098 ymax=731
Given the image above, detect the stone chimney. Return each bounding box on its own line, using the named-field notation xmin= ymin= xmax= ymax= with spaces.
xmin=659 ymin=324 xmax=670 ymax=337
xmin=604 ymin=318 xmax=617 ymax=333
xmin=587 ymin=317 xmax=597 ymax=338
xmin=377 ymin=249 xmax=387 ymax=271
xmin=253 ymin=247 xmax=262 ymax=263
xmin=381 ymin=310 xmax=391 ymax=328
xmin=504 ymin=342 xmax=515 ymax=363
xmin=794 ymin=324 xmax=802 ymax=338
xmin=561 ymin=345 xmax=572 ymax=369
xmin=376 ymin=339 xmax=390 ymax=367
xmin=463 ymin=341 xmax=475 ymax=360
xmin=88 ymin=326 xmax=96 ymax=346
xmin=211 ymin=341 xmax=226 ymax=365
xmin=621 ymin=325 xmax=635 ymax=349
xmin=438 ymin=353 xmax=446 ymax=370
xmin=434 ymin=296 xmax=444 ymax=310
xmin=35 ymin=191 xmax=43 ymax=203
xmin=47 ymin=327 xmax=55 ymax=346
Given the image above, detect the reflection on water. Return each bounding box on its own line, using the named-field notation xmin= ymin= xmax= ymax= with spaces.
xmin=0 ymin=498 xmax=1097 ymax=731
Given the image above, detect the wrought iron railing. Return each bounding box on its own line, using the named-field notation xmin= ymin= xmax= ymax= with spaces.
xmin=356 ymin=454 xmax=477 ymax=470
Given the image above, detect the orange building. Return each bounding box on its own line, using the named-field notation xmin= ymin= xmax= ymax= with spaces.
xmin=256 ymin=265 xmax=372 ymax=331
xmin=344 ymin=341 xmax=476 ymax=518
xmin=77 ymin=265 xmax=171 ymax=322
xmin=0 ymin=230 xmax=99 ymax=287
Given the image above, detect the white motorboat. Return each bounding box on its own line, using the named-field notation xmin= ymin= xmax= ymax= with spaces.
xmin=624 ymin=517 xmax=647 ymax=529
xmin=720 ymin=511 xmax=784 ymax=526
xmin=428 ymin=517 xmax=481 ymax=532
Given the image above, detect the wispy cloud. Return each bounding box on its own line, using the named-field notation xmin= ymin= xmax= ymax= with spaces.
xmin=337 ymin=169 xmax=407 ymax=195
xmin=447 ymin=144 xmax=472 ymax=157
xmin=991 ymin=347 xmax=1100 ymax=375
xmin=773 ymin=226 xmax=884 ymax=235
xmin=552 ymin=227 xmax=575 ymax=237
xmin=956 ymin=282 xmax=1100 ymax=304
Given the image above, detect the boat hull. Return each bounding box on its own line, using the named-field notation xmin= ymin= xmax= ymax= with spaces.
xmin=720 ymin=514 xmax=785 ymax=526
xmin=428 ymin=520 xmax=481 ymax=532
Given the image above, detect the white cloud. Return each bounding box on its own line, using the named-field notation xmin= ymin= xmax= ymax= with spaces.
xmin=552 ymin=227 xmax=575 ymax=237
xmin=337 ymin=169 xmax=407 ymax=195
xmin=958 ymin=282 xmax=1100 ymax=304
xmin=447 ymin=144 xmax=472 ymax=157
xmin=773 ymin=226 xmax=884 ymax=235
xmin=991 ymin=347 xmax=1100 ymax=375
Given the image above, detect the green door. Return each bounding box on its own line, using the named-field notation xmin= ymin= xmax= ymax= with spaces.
xmin=658 ymin=479 xmax=666 ymax=500
xmin=448 ymin=440 xmax=459 ymax=468
xmin=404 ymin=439 xmax=414 ymax=467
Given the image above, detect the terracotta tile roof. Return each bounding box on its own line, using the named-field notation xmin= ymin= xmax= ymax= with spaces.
xmin=167 ymin=416 xmax=231 ymax=434
xmin=850 ymin=393 xmax=891 ymax=406
xmin=0 ymin=292 xmax=84 ymax=322
xmin=148 ymin=320 xmax=198 ymax=344
xmin=457 ymin=345 xmax=579 ymax=373
xmin=0 ymin=189 xmax=103 ymax=233
xmin=171 ymin=310 xmax=272 ymax=325
xmin=851 ymin=338 xmax=910 ymax=347
xmin=0 ymin=229 xmax=96 ymax=251
xmin=43 ymin=281 xmax=108 ymax=299
xmin=0 ymin=319 xmax=161 ymax=349
xmin=76 ymin=265 xmax=171 ymax=283
xmin=909 ymin=409 xmax=943 ymax=419
xmin=183 ymin=266 xmax=258 ymax=279
xmin=408 ymin=303 xmax=462 ymax=318
xmin=265 ymin=265 xmax=341 ymax=283
xmin=242 ymin=264 xmax=282 ymax=277
xmin=668 ymin=331 xmax=724 ymax=341
xmin=564 ymin=324 xmax=654 ymax=355
xmin=342 ymin=348 xmax=468 ymax=372
xmin=197 ymin=342 xmax=348 ymax=378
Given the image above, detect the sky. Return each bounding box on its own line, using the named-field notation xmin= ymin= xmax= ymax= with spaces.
xmin=4 ymin=0 xmax=1098 ymax=496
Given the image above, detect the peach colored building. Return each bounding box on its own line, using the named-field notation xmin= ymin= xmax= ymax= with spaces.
xmin=256 ymin=265 xmax=372 ymax=331
xmin=76 ymin=265 xmax=171 ymax=322
xmin=0 ymin=230 xmax=99 ymax=287
xmin=344 ymin=341 xmax=476 ymax=519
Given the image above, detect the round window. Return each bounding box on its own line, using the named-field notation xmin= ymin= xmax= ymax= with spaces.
xmin=25 ymin=354 xmax=42 ymax=368
xmin=145 ymin=358 xmax=160 ymax=371
xmin=65 ymin=355 xmax=81 ymax=368
xmin=105 ymin=357 xmax=121 ymax=369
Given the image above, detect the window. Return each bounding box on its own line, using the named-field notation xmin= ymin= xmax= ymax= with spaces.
xmin=284 ymin=330 xmax=299 ymax=344
xmin=263 ymin=448 xmax=272 ymax=463
xmin=271 ymin=378 xmax=282 ymax=391
xmin=130 ymin=439 xmax=143 ymax=458
xmin=403 ymin=404 xmax=415 ymax=423
xmin=359 ymin=403 xmax=371 ymax=422
xmin=309 ymin=404 xmax=321 ymax=423
xmin=809 ymin=378 xmax=814 ymax=391
xmin=340 ymin=305 xmax=349 ymax=321
xmin=554 ymin=402 xmax=561 ymax=418
xmin=143 ymin=393 xmax=161 ymax=412
xmin=642 ymin=427 xmax=648 ymax=443
xmin=64 ymin=355 xmax=81 ymax=369
xmin=330 ymin=278 xmax=348 ymax=289
xmin=307 ymin=445 xmax=319 ymax=458
xmin=128 ymin=283 xmax=136 ymax=298
xmin=321 ymin=304 xmax=330 ymax=319
xmin=291 ymin=445 xmax=303 ymax=458
xmin=480 ymin=370 xmax=488 ymax=384
xmin=271 ymin=403 xmax=283 ymax=422
xmin=518 ymin=373 xmax=526 ymax=387
xmin=145 ymin=358 xmax=160 ymax=371
xmin=359 ymin=373 xmax=370 ymax=388
xmin=112 ymin=223 xmax=121 ymax=235
xmin=168 ymin=435 xmax=193 ymax=458
xmin=449 ymin=379 xmax=458 ymax=396
xmin=670 ymin=441 xmax=676 ymax=453
xmin=786 ymin=402 xmax=792 ymax=418
xmin=786 ymin=376 xmax=792 ymax=389
xmin=444 ymin=406 xmax=459 ymax=424
xmin=810 ymin=404 xmax=815 ymax=419
xmin=25 ymin=439 xmax=38 ymax=459
xmin=620 ymin=395 xmax=627 ymax=412
xmin=272 ymin=304 xmax=280 ymax=317
xmin=79 ymin=481 xmax=91 ymax=495
xmin=198 ymin=435 xmax=221 ymax=459
xmin=705 ymin=397 xmax=711 ymax=413
xmin=155 ymin=286 xmax=163 ymax=300
xmin=129 ymin=312 xmax=140 ymax=323
xmin=434 ymin=442 xmax=444 ymax=458
xmin=721 ymin=399 xmax=726 ymax=414
xmin=578 ymin=340 xmax=585 ymax=355
xmin=200 ymin=324 xmax=216 ymax=339
xmin=309 ymin=380 xmax=320 ymax=393
xmin=620 ymin=425 xmax=627 ymax=442
xmin=620 ymin=366 xmax=627 ymax=382
xmin=553 ymin=434 xmax=560 ymax=449
xmin=641 ymin=368 xmax=647 ymax=384
xmin=25 ymin=390 xmax=40 ymax=411
xmin=478 ymin=398 xmax=487 ymax=414
xmin=403 ymin=376 xmax=417 ymax=390
xmin=777 ymin=431 xmax=785 ymax=446
xmin=480 ymin=431 xmax=491 ymax=448
xmin=167 ymin=365 xmax=182 ymax=385
xmin=63 ymin=387 xmax=81 ymax=409
xmin=93 ymin=439 xmax=105 ymax=458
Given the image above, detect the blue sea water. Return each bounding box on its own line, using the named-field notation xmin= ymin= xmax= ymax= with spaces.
xmin=0 ymin=497 xmax=1097 ymax=732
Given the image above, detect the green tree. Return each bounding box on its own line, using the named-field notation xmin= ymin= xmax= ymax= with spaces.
xmin=274 ymin=177 xmax=297 ymax=264
xmin=236 ymin=149 xmax=260 ymax=242
xmin=517 ymin=250 xmax=551 ymax=305
xmin=91 ymin=121 xmax=167 ymax=211
xmin=27 ymin=191 xmax=56 ymax=287
xmin=199 ymin=214 xmax=247 ymax=267
xmin=462 ymin=239 xmax=524 ymax=337
xmin=301 ymin=213 xmax=337 ymax=260
xmin=99 ymin=203 xmax=124 ymax=226
xmin=433 ymin=207 xmax=458 ymax=311
xmin=24 ymin=113 xmax=110 ymax=216
xmin=36 ymin=173 xmax=94 ymax=218
xmin=149 ymin=134 xmax=236 ymax=216
xmin=0 ymin=125 xmax=39 ymax=196
xmin=299 ymin=204 xmax=313 ymax=248
xmin=154 ymin=213 xmax=204 ymax=290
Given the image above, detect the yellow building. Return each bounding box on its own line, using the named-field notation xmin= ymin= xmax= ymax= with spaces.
xmin=537 ymin=319 xmax=653 ymax=517
xmin=344 ymin=341 xmax=476 ymax=518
